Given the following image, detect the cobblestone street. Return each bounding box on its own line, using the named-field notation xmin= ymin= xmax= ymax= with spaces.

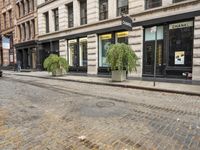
xmin=0 ymin=74 xmax=200 ymax=150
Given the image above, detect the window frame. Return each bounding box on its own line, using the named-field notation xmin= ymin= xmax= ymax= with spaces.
xmin=80 ymin=0 xmax=87 ymax=25
xmin=117 ymin=0 xmax=129 ymax=16
xmin=53 ymin=8 xmax=59 ymax=31
xmin=68 ymin=3 xmax=74 ymax=28
xmin=145 ymin=0 xmax=162 ymax=10
xmin=99 ymin=0 xmax=108 ymax=21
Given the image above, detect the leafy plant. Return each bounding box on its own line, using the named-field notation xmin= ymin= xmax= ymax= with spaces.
xmin=106 ymin=43 xmax=138 ymax=72
xmin=43 ymin=54 xmax=69 ymax=73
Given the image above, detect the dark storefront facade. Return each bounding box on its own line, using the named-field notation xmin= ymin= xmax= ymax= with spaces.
xmin=15 ymin=41 xmax=38 ymax=70
xmin=143 ymin=20 xmax=194 ymax=78
xmin=37 ymin=40 xmax=60 ymax=70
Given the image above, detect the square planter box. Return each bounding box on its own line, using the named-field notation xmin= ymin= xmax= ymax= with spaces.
xmin=112 ymin=70 xmax=126 ymax=82
xmin=52 ymin=68 xmax=66 ymax=76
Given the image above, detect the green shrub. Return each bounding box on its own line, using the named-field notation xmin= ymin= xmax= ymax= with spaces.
xmin=43 ymin=54 xmax=69 ymax=73
xmin=106 ymin=43 xmax=138 ymax=72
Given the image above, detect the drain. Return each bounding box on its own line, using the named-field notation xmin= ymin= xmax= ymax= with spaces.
xmin=96 ymin=101 xmax=115 ymax=108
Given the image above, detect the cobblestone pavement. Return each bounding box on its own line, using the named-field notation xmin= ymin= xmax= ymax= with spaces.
xmin=0 ymin=74 xmax=200 ymax=150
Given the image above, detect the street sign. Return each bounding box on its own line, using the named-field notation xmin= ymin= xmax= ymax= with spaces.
xmin=121 ymin=15 xmax=133 ymax=31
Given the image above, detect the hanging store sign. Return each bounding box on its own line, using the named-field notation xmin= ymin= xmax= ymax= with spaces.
xmin=169 ymin=21 xmax=193 ymax=30
xmin=175 ymin=51 xmax=185 ymax=65
xmin=121 ymin=16 xmax=133 ymax=31
xmin=116 ymin=31 xmax=128 ymax=38
xmin=100 ymin=34 xmax=112 ymax=40
xmin=2 ymin=36 xmax=10 ymax=49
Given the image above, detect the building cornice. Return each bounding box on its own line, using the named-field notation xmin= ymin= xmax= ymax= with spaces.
xmin=130 ymin=0 xmax=199 ymax=17
xmin=37 ymin=0 xmax=58 ymax=9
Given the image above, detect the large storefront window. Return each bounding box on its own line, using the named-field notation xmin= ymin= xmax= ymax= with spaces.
xmin=68 ymin=39 xmax=77 ymax=67
xmin=79 ymin=38 xmax=87 ymax=67
xmin=68 ymin=38 xmax=87 ymax=71
xmin=99 ymin=34 xmax=112 ymax=67
xmin=169 ymin=21 xmax=193 ymax=67
xmin=115 ymin=31 xmax=128 ymax=44
xmin=99 ymin=31 xmax=128 ymax=68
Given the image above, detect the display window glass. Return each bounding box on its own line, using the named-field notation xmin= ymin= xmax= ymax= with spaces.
xmin=145 ymin=26 xmax=163 ymax=41
xmin=99 ymin=34 xmax=112 ymax=67
xmin=169 ymin=21 xmax=193 ymax=67
xmin=68 ymin=39 xmax=77 ymax=66
xmin=115 ymin=31 xmax=128 ymax=44
xmin=79 ymin=38 xmax=87 ymax=67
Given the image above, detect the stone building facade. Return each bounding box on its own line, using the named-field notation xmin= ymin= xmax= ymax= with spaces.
xmin=15 ymin=0 xmax=38 ymax=69
xmin=37 ymin=0 xmax=200 ymax=80
xmin=0 ymin=0 xmax=15 ymax=66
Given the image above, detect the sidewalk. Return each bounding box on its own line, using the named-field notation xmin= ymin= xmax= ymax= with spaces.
xmin=2 ymin=70 xmax=200 ymax=96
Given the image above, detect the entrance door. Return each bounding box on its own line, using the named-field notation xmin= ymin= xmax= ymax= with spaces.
xmin=143 ymin=26 xmax=164 ymax=76
xmin=143 ymin=40 xmax=164 ymax=76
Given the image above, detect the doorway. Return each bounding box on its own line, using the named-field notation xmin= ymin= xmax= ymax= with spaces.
xmin=143 ymin=40 xmax=164 ymax=76
xmin=143 ymin=26 xmax=164 ymax=76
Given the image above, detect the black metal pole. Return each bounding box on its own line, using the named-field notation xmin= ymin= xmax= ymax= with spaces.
xmin=153 ymin=27 xmax=157 ymax=87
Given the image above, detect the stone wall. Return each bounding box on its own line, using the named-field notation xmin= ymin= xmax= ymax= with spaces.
xmin=193 ymin=16 xmax=200 ymax=80
xmin=87 ymin=34 xmax=98 ymax=75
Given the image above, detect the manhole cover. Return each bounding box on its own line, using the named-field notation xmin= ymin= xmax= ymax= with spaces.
xmin=96 ymin=101 xmax=115 ymax=108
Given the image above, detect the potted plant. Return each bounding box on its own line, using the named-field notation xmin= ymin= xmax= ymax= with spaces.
xmin=43 ymin=54 xmax=69 ymax=76
xmin=106 ymin=43 xmax=138 ymax=82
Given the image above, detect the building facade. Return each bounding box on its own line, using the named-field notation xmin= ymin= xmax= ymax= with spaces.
xmin=0 ymin=0 xmax=15 ymax=67
xmin=37 ymin=0 xmax=200 ymax=80
xmin=15 ymin=0 xmax=38 ymax=69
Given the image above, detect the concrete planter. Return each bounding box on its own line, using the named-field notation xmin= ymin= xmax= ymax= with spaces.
xmin=112 ymin=70 xmax=126 ymax=82
xmin=52 ymin=68 xmax=66 ymax=76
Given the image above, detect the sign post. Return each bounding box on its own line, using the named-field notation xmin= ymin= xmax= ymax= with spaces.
xmin=151 ymin=26 xmax=157 ymax=87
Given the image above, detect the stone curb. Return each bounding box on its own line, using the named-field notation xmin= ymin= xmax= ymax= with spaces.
xmin=4 ymin=72 xmax=200 ymax=97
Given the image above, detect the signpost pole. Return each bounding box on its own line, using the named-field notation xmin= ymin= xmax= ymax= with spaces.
xmin=153 ymin=26 xmax=157 ymax=87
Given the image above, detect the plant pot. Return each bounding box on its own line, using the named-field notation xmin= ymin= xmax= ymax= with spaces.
xmin=52 ymin=68 xmax=65 ymax=76
xmin=111 ymin=70 xmax=126 ymax=82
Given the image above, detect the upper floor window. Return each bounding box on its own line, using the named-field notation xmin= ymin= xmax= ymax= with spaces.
xmin=99 ymin=0 xmax=108 ymax=20
xmin=145 ymin=0 xmax=162 ymax=9
xmin=80 ymin=0 xmax=87 ymax=25
xmin=27 ymin=0 xmax=30 ymax=13
xmin=8 ymin=10 xmax=12 ymax=27
xmin=21 ymin=1 xmax=25 ymax=17
xmin=44 ymin=12 xmax=49 ymax=33
xmin=117 ymin=0 xmax=128 ymax=16
xmin=68 ymin=3 xmax=74 ymax=28
xmin=53 ymin=8 xmax=59 ymax=31
xmin=173 ymin=0 xmax=186 ymax=3
xmin=3 ymin=13 xmax=6 ymax=29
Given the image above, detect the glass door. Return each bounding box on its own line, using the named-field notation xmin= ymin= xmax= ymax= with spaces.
xmin=143 ymin=26 xmax=164 ymax=76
